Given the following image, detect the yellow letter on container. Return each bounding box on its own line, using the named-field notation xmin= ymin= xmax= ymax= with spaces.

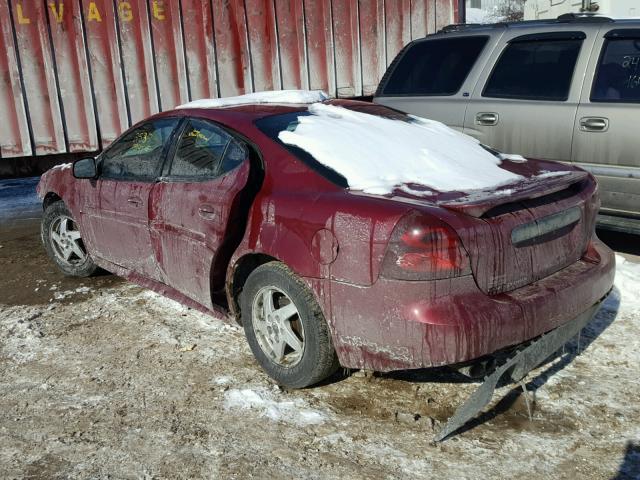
xmin=118 ymin=1 xmax=133 ymax=22
xmin=152 ymin=1 xmax=165 ymax=20
xmin=49 ymin=3 xmax=64 ymax=23
xmin=88 ymin=1 xmax=102 ymax=22
xmin=16 ymin=3 xmax=31 ymax=24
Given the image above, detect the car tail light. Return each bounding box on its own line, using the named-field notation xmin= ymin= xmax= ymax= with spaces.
xmin=381 ymin=212 xmax=471 ymax=281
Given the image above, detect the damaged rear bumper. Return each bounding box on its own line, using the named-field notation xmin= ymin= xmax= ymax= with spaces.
xmin=434 ymin=298 xmax=605 ymax=441
xmin=330 ymin=238 xmax=615 ymax=371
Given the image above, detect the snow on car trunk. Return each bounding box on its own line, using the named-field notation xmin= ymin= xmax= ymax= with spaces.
xmin=278 ymin=103 xmax=523 ymax=194
xmin=178 ymin=90 xmax=329 ymax=109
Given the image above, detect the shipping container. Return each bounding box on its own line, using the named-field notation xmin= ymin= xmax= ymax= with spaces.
xmin=0 ymin=0 xmax=460 ymax=176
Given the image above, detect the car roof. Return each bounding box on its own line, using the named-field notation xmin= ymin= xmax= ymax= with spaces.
xmin=430 ymin=13 xmax=640 ymax=38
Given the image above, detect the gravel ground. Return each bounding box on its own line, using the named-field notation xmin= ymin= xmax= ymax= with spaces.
xmin=0 ymin=215 xmax=639 ymax=479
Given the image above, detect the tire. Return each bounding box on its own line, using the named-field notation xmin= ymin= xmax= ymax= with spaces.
xmin=41 ymin=201 xmax=98 ymax=277
xmin=241 ymin=261 xmax=340 ymax=388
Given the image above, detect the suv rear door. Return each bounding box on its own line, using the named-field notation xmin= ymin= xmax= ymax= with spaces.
xmin=374 ymin=35 xmax=495 ymax=131
xmin=463 ymin=28 xmax=597 ymax=162
xmin=572 ymin=27 xmax=640 ymax=219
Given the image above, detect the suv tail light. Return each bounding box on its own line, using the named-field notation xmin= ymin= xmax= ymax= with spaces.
xmin=381 ymin=212 xmax=471 ymax=281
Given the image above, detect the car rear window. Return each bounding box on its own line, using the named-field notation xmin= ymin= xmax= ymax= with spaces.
xmin=483 ymin=37 xmax=583 ymax=101
xmin=592 ymin=36 xmax=640 ymax=103
xmin=379 ymin=36 xmax=489 ymax=96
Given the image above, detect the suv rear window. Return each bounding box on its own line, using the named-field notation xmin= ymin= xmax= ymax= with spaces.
xmin=379 ymin=36 xmax=489 ymax=96
xmin=592 ymin=37 xmax=640 ymax=103
xmin=484 ymin=38 xmax=583 ymax=101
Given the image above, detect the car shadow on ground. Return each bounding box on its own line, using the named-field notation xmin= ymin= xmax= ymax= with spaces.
xmin=370 ymin=286 xmax=622 ymax=436
xmin=612 ymin=441 xmax=640 ymax=480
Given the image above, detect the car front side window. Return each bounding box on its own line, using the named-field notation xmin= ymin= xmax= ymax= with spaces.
xmin=100 ymin=118 xmax=180 ymax=181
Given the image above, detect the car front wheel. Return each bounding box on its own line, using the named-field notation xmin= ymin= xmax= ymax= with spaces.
xmin=41 ymin=201 xmax=97 ymax=277
xmin=241 ymin=261 xmax=339 ymax=388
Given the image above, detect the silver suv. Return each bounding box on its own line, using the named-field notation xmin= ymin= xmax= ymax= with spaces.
xmin=374 ymin=14 xmax=640 ymax=234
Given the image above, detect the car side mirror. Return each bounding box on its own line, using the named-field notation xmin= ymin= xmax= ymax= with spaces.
xmin=73 ymin=157 xmax=97 ymax=179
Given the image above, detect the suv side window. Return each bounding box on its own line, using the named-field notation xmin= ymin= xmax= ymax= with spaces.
xmin=379 ymin=36 xmax=489 ymax=96
xmin=484 ymin=36 xmax=584 ymax=101
xmin=101 ymin=118 xmax=179 ymax=180
xmin=169 ymin=118 xmax=247 ymax=178
xmin=592 ymin=35 xmax=640 ymax=103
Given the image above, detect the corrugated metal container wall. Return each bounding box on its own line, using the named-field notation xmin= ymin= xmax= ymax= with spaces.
xmin=0 ymin=0 xmax=458 ymax=160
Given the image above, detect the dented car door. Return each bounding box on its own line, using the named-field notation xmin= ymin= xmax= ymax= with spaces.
xmin=149 ymin=118 xmax=251 ymax=308
xmin=89 ymin=118 xmax=181 ymax=278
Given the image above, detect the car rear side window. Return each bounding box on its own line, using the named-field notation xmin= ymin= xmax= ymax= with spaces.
xmin=379 ymin=36 xmax=489 ymax=96
xmin=592 ymin=36 xmax=640 ymax=103
xmin=169 ymin=119 xmax=246 ymax=178
xmin=100 ymin=118 xmax=179 ymax=181
xmin=483 ymin=37 xmax=583 ymax=101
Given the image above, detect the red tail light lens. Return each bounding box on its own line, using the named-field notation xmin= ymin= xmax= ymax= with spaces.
xmin=381 ymin=212 xmax=471 ymax=280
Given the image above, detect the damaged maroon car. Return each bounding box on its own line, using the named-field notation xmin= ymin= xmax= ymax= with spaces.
xmin=37 ymin=93 xmax=615 ymax=438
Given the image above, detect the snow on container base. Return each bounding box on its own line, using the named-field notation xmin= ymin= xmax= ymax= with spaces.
xmin=0 ymin=0 xmax=458 ymax=177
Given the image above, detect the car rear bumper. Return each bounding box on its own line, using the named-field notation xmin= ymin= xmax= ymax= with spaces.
xmin=329 ymin=238 xmax=615 ymax=371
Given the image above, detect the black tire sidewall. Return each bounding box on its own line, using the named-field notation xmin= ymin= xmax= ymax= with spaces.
xmin=41 ymin=201 xmax=97 ymax=277
xmin=241 ymin=262 xmax=337 ymax=388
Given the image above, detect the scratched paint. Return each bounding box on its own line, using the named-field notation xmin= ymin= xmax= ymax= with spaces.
xmin=0 ymin=0 xmax=456 ymax=159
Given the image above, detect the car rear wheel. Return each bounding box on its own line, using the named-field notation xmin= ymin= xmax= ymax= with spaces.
xmin=42 ymin=201 xmax=97 ymax=277
xmin=241 ymin=261 xmax=339 ymax=388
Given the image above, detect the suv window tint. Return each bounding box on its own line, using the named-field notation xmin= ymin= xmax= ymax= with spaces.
xmin=592 ymin=38 xmax=640 ymax=103
xmin=170 ymin=119 xmax=245 ymax=177
xmin=380 ymin=36 xmax=489 ymax=96
xmin=484 ymin=39 xmax=583 ymax=101
xmin=101 ymin=118 xmax=179 ymax=180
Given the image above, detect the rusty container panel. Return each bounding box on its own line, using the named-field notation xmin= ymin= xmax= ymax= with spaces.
xmin=10 ymin=1 xmax=65 ymax=155
xmin=304 ymin=0 xmax=335 ymax=93
xmin=117 ymin=0 xmax=159 ymax=125
xmin=274 ymin=0 xmax=307 ymax=90
xmin=245 ymin=0 xmax=280 ymax=92
xmin=359 ymin=0 xmax=385 ymax=95
xmin=1 ymin=0 xmax=458 ymax=164
xmin=82 ymin=0 xmax=128 ymax=147
xmin=181 ymin=0 xmax=218 ymax=100
xmin=212 ymin=0 xmax=252 ymax=97
xmin=332 ymin=0 xmax=360 ymax=97
xmin=385 ymin=0 xmax=411 ymax=65
xmin=0 ymin=0 xmax=30 ymax=157
xmin=46 ymin=0 xmax=98 ymax=153
xmin=148 ymin=0 xmax=188 ymax=110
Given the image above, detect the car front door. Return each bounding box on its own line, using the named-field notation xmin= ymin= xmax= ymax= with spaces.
xmin=85 ymin=117 xmax=181 ymax=279
xmin=463 ymin=29 xmax=596 ymax=161
xmin=572 ymin=27 xmax=640 ymax=218
xmin=149 ymin=118 xmax=252 ymax=309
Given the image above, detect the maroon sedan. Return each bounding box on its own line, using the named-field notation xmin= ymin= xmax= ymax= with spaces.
xmin=37 ymin=97 xmax=614 ymax=395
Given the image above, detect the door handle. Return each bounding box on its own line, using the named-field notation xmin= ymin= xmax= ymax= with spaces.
xmin=579 ymin=117 xmax=609 ymax=132
xmin=198 ymin=204 xmax=219 ymax=221
xmin=127 ymin=196 xmax=143 ymax=207
xmin=475 ymin=112 xmax=499 ymax=126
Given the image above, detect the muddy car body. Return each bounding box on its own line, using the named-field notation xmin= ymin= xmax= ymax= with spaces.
xmin=37 ymin=98 xmax=615 ymax=391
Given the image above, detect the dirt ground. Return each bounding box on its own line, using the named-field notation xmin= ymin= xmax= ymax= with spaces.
xmin=1 ymin=219 xmax=639 ymax=479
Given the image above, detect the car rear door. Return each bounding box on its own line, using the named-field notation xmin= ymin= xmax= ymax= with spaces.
xmin=374 ymin=34 xmax=495 ymax=132
xmin=572 ymin=27 xmax=640 ymax=218
xmin=84 ymin=117 xmax=181 ymax=279
xmin=463 ymin=28 xmax=597 ymax=161
xmin=149 ymin=117 xmax=252 ymax=309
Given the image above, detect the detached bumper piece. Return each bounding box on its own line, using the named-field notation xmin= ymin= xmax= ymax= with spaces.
xmin=434 ymin=301 xmax=603 ymax=442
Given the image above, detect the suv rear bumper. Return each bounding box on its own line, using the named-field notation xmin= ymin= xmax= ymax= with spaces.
xmin=329 ymin=238 xmax=615 ymax=371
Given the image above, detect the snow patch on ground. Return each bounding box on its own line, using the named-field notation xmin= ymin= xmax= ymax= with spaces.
xmin=279 ymin=103 xmax=523 ymax=194
xmin=224 ymin=387 xmax=329 ymax=426
xmin=178 ymin=90 xmax=328 ymax=109
xmin=614 ymin=254 xmax=640 ymax=310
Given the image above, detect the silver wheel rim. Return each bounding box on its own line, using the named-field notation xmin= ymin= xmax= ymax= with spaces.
xmin=49 ymin=214 xmax=87 ymax=265
xmin=252 ymin=286 xmax=305 ymax=367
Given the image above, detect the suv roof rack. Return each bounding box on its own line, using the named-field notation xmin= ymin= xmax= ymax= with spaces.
xmin=440 ymin=13 xmax=614 ymax=34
